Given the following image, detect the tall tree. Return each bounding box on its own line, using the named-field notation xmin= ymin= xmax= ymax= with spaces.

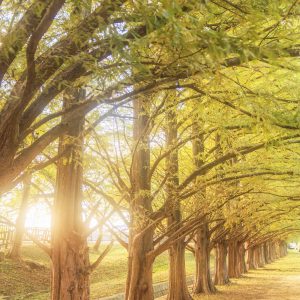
xmin=125 ymin=95 xmax=154 ymax=300
xmin=165 ymin=95 xmax=192 ymax=300
xmin=51 ymin=88 xmax=90 ymax=299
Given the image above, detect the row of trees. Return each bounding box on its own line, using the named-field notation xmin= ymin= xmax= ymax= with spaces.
xmin=0 ymin=0 xmax=299 ymax=299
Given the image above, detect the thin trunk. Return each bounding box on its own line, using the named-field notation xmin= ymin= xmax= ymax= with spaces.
xmin=93 ymin=233 xmax=103 ymax=252
xmin=51 ymin=88 xmax=90 ymax=300
xmin=7 ymin=175 xmax=31 ymax=260
xmin=214 ymin=241 xmax=229 ymax=285
xmin=125 ymin=96 xmax=154 ymax=300
xmin=165 ymin=103 xmax=191 ymax=300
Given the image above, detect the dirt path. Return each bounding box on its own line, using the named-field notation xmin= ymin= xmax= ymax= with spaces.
xmin=160 ymin=251 xmax=300 ymax=300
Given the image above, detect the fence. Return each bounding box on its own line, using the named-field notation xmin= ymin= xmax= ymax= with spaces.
xmin=0 ymin=226 xmax=107 ymax=250
xmin=0 ymin=226 xmax=51 ymax=250
xmin=0 ymin=225 xmax=14 ymax=250
xmin=26 ymin=227 xmax=51 ymax=242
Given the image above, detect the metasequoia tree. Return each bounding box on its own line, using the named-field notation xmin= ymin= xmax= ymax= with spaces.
xmin=1 ymin=1 xmax=300 ymax=300
xmin=51 ymin=88 xmax=114 ymax=299
xmin=213 ymin=135 xmax=230 ymax=285
xmin=0 ymin=0 xmax=299 ymax=196
xmin=51 ymin=88 xmax=90 ymax=299
xmin=6 ymin=175 xmax=31 ymax=260
xmin=165 ymin=94 xmax=192 ymax=300
xmin=125 ymin=94 xmax=154 ymax=300
xmin=86 ymin=84 xmax=300 ymax=299
xmin=190 ymin=114 xmax=216 ymax=294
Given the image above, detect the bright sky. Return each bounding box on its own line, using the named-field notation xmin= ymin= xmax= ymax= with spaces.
xmin=24 ymin=203 xmax=128 ymax=233
xmin=25 ymin=202 xmax=51 ymax=229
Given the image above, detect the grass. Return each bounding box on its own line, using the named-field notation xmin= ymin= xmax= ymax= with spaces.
xmin=0 ymin=253 xmax=49 ymax=299
xmin=0 ymin=244 xmax=203 ymax=299
xmin=3 ymin=245 xmax=299 ymax=299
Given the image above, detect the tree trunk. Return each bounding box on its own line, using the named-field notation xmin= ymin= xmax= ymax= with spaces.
xmin=51 ymin=88 xmax=90 ymax=300
xmin=269 ymin=242 xmax=275 ymax=261
xmin=237 ymin=241 xmax=247 ymax=274
xmin=259 ymin=244 xmax=265 ymax=267
xmin=268 ymin=241 xmax=274 ymax=262
xmin=263 ymin=242 xmax=271 ymax=264
xmin=214 ymin=240 xmax=229 ymax=285
xmin=274 ymin=241 xmax=280 ymax=259
xmin=279 ymin=241 xmax=287 ymax=257
xmin=7 ymin=175 xmax=31 ymax=260
xmin=165 ymin=100 xmax=191 ymax=300
xmin=194 ymin=224 xmax=216 ymax=294
xmin=247 ymin=247 xmax=256 ymax=270
xmin=125 ymin=96 xmax=154 ymax=300
xmin=253 ymin=245 xmax=264 ymax=268
xmin=213 ymin=135 xmax=229 ymax=286
xmin=228 ymin=239 xmax=241 ymax=278
xmin=168 ymin=240 xmax=192 ymax=300
xmin=191 ymin=117 xmax=215 ymax=295
xmin=93 ymin=233 xmax=103 ymax=252
xmin=126 ymin=234 xmax=154 ymax=300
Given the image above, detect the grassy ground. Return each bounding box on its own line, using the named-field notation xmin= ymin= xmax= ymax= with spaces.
xmin=0 ymin=244 xmax=200 ymax=299
xmin=2 ymin=246 xmax=299 ymax=299
xmin=159 ymin=250 xmax=300 ymax=300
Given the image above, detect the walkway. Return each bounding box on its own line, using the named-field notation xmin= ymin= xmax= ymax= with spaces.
xmin=160 ymin=251 xmax=300 ymax=300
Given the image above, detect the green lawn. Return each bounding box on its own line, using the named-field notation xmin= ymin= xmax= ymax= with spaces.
xmin=0 ymin=244 xmax=205 ymax=299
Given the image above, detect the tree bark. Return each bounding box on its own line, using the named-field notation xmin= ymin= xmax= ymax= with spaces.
xmin=125 ymin=96 xmax=154 ymax=300
xmin=214 ymin=240 xmax=229 ymax=285
xmin=0 ymin=0 xmax=51 ymax=82
xmin=165 ymin=102 xmax=192 ymax=300
xmin=247 ymin=246 xmax=256 ymax=270
xmin=253 ymin=245 xmax=263 ymax=268
xmin=259 ymin=244 xmax=265 ymax=267
xmin=279 ymin=241 xmax=287 ymax=257
xmin=268 ymin=241 xmax=274 ymax=262
xmin=274 ymin=241 xmax=280 ymax=259
xmin=228 ymin=239 xmax=242 ymax=278
xmin=194 ymin=224 xmax=216 ymax=294
xmin=168 ymin=240 xmax=192 ymax=300
xmin=7 ymin=175 xmax=31 ymax=260
xmin=191 ymin=119 xmax=216 ymax=295
xmin=213 ymin=134 xmax=229 ymax=286
xmin=263 ymin=242 xmax=271 ymax=264
xmin=51 ymin=88 xmax=90 ymax=300
xmin=238 ymin=242 xmax=247 ymax=274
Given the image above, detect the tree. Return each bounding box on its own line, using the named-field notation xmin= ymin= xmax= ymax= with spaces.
xmin=6 ymin=175 xmax=31 ymax=260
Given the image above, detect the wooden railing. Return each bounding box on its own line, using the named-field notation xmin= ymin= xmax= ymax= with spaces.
xmin=0 ymin=225 xmax=14 ymax=249
xmin=0 ymin=226 xmax=110 ymax=250
xmin=25 ymin=227 xmax=51 ymax=242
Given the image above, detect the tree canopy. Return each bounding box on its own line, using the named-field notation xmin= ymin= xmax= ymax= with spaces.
xmin=0 ymin=1 xmax=300 ymax=299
